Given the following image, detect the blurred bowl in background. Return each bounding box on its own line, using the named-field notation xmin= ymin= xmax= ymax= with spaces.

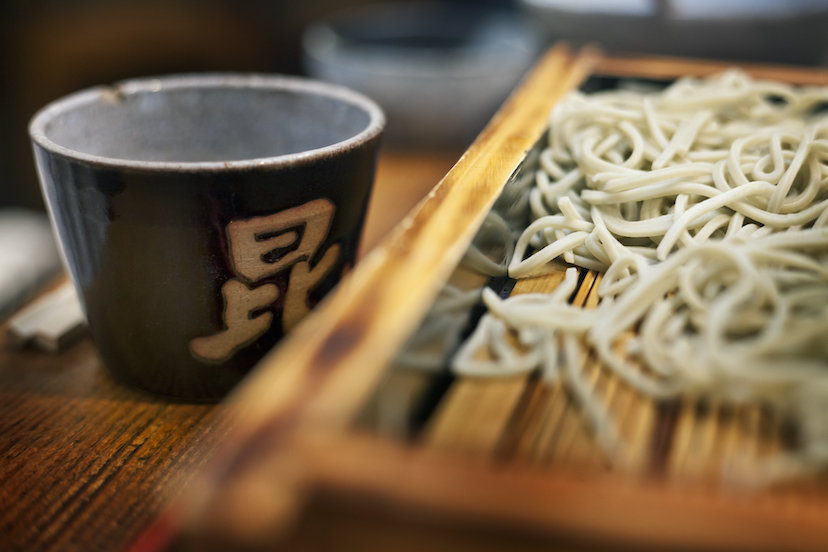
xmin=519 ymin=0 xmax=828 ymax=66
xmin=303 ymin=1 xmax=541 ymax=150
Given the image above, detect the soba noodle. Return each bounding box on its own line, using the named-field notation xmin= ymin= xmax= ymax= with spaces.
xmin=453 ymin=70 xmax=828 ymax=478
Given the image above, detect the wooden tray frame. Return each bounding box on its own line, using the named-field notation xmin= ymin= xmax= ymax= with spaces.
xmin=133 ymin=46 xmax=828 ymax=552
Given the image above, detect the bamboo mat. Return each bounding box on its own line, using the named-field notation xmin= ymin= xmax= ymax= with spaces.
xmin=359 ymin=261 xmax=817 ymax=491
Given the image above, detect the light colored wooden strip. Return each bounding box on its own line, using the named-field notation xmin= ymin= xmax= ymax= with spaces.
xmin=504 ymin=382 xmax=553 ymax=461
xmin=560 ymin=356 xmax=602 ymax=468
xmin=493 ymin=376 xmax=548 ymax=460
xmin=677 ymin=401 xmax=722 ymax=483
xmin=561 ymin=273 xmax=619 ymax=470
xmin=598 ymin=368 xmax=625 ymax=434
xmin=669 ymin=401 xmax=787 ymax=488
xmin=594 ymin=54 xmax=828 ymax=86
xmin=751 ymin=406 xmax=788 ymax=487
xmin=527 ymin=384 xmax=569 ymax=465
xmin=355 ymin=268 xmax=492 ymax=439
xmin=610 ymin=381 xmax=652 ymax=473
xmin=424 ymin=264 xmax=570 ymax=455
xmin=425 ymin=375 xmax=529 ymax=455
xmin=603 ymin=331 xmax=658 ymax=473
xmin=585 ymin=340 xmax=649 ymax=473
xmin=488 ymin=266 xmax=575 ymax=458
xmin=705 ymin=405 xmax=740 ymax=483
xmin=584 ymin=366 xmax=617 ymax=470
xmin=511 ymin=262 xmax=568 ymax=294
xmin=719 ymin=404 xmax=762 ymax=486
xmin=544 ymin=400 xmax=586 ymax=465
xmin=570 ymin=270 xmax=597 ymax=307
xmin=563 ymin=361 xmax=600 ymax=467
xmin=667 ymin=399 xmax=697 ymax=480
xmin=740 ymin=405 xmax=764 ymax=471
xmin=532 ymin=271 xmax=598 ymax=466
xmin=622 ymin=394 xmax=657 ymax=474
xmin=458 ymin=268 xmax=613 ymax=470
xmin=672 ymin=401 xmax=706 ymax=482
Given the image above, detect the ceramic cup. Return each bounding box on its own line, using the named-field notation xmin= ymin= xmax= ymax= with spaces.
xmin=29 ymin=74 xmax=384 ymax=400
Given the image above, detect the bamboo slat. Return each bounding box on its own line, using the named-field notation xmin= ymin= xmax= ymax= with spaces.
xmin=421 ymin=252 xmax=793 ymax=485
xmin=424 ymin=265 xmax=568 ymax=456
xmin=426 ymin=375 xmax=529 ymax=456
xmin=594 ymin=53 xmax=828 ymax=85
xmin=422 ymin=267 xmax=659 ymax=476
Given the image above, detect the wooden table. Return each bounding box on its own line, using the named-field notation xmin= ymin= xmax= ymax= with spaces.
xmin=0 ymin=150 xmax=459 ymax=552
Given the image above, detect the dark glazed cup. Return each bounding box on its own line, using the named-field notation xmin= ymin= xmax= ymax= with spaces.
xmin=29 ymin=74 xmax=384 ymax=400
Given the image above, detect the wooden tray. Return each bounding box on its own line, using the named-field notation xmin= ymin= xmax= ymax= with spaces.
xmin=131 ymin=46 xmax=828 ymax=552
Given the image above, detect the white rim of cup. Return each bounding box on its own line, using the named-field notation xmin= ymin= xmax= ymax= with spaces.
xmin=29 ymin=73 xmax=386 ymax=172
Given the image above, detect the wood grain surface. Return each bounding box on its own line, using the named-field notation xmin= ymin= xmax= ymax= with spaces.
xmin=593 ymin=52 xmax=828 ymax=85
xmin=0 ymin=311 xmax=231 ymax=552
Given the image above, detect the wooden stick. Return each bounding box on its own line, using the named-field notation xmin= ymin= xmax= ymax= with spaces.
xmin=594 ymin=54 xmax=828 ymax=86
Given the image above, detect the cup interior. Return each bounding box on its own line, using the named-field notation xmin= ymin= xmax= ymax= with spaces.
xmin=31 ymin=75 xmax=383 ymax=165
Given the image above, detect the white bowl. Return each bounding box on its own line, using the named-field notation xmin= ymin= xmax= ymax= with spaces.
xmin=303 ymin=2 xmax=542 ymax=149
xmin=520 ymin=0 xmax=828 ymax=66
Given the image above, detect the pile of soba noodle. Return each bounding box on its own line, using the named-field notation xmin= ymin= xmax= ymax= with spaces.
xmin=453 ymin=70 xmax=828 ymax=477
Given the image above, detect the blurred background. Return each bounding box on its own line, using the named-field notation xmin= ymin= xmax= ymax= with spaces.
xmin=3 ymin=0 xmax=828 ymax=212
xmin=1 ymin=0 xmax=519 ymax=212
